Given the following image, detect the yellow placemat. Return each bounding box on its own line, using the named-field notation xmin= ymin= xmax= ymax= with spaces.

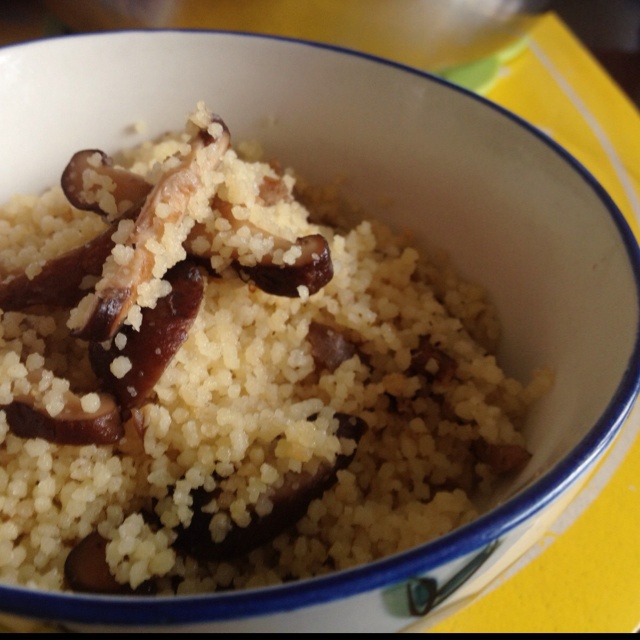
xmin=431 ymin=13 xmax=640 ymax=633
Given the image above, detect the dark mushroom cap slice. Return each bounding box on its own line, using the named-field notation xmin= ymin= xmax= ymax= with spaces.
xmin=188 ymin=195 xmax=334 ymax=297
xmin=3 ymin=392 xmax=123 ymax=445
xmin=64 ymin=531 xmax=124 ymax=594
xmin=235 ymin=233 xmax=333 ymax=297
xmin=409 ymin=335 xmax=458 ymax=384
xmin=308 ymin=320 xmax=358 ymax=373
xmin=61 ymin=149 xmax=153 ymax=220
xmin=69 ymin=116 xmax=230 ymax=343
xmin=0 ymin=222 xmax=117 ymax=312
xmin=89 ymin=260 xmax=205 ymax=411
xmin=472 ymin=438 xmax=532 ymax=475
xmin=174 ymin=412 xmax=367 ymax=562
xmin=64 ymin=531 xmax=156 ymax=595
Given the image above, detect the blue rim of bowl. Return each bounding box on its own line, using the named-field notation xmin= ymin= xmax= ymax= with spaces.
xmin=1 ymin=29 xmax=640 ymax=627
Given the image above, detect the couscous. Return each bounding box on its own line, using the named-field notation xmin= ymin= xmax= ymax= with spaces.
xmin=0 ymin=102 xmax=552 ymax=595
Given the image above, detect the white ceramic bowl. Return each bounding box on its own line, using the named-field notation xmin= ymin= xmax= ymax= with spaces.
xmin=0 ymin=30 xmax=639 ymax=633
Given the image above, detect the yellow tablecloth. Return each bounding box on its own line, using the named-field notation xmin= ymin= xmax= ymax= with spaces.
xmin=2 ymin=6 xmax=640 ymax=634
xmin=432 ymin=13 xmax=640 ymax=634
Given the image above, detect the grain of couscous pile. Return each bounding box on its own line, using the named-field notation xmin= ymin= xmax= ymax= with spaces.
xmin=0 ymin=102 xmax=552 ymax=595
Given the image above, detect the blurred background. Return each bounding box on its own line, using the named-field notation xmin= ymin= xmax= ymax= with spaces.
xmin=549 ymin=0 xmax=640 ymax=106
xmin=2 ymin=0 xmax=639 ymax=105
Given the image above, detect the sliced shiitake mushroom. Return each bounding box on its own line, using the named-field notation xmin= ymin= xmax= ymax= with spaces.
xmin=472 ymin=438 xmax=531 ymax=475
xmin=174 ymin=412 xmax=367 ymax=562
xmin=63 ymin=414 xmax=366 ymax=594
xmin=0 ymin=222 xmax=117 ymax=312
xmin=189 ymin=195 xmax=334 ymax=297
xmin=64 ymin=531 xmax=156 ymax=595
xmin=69 ymin=116 xmax=231 ymax=342
xmin=9 ymin=109 xmax=333 ymax=323
xmin=61 ymin=149 xmax=152 ymax=219
xmin=409 ymin=335 xmax=457 ymax=384
xmin=64 ymin=531 xmax=124 ymax=594
xmin=3 ymin=392 xmax=122 ymax=445
xmin=307 ymin=320 xmax=358 ymax=373
xmin=89 ymin=260 xmax=205 ymax=411
xmin=235 ymin=233 xmax=333 ymax=297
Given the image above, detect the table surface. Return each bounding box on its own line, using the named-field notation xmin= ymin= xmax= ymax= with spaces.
xmin=433 ymin=13 xmax=640 ymax=633
xmin=1 ymin=4 xmax=640 ymax=634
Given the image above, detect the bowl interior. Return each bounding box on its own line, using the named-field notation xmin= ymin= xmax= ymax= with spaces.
xmin=0 ymin=30 xmax=638 ymax=620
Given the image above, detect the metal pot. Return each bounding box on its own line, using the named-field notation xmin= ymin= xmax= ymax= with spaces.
xmin=44 ymin=0 xmax=551 ymax=70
